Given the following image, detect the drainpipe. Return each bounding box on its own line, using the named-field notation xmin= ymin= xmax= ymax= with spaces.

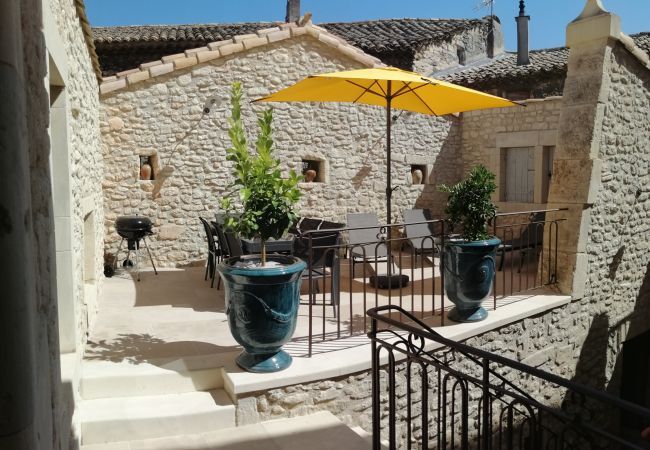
xmin=285 ymin=0 xmax=300 ymax=23
xmin=0 ymin=0 xmax=38 ymax=449
xmin=516 ymin=0 xmax=530 ymax=65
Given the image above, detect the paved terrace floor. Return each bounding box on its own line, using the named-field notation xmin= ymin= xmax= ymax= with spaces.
xmin=87 ymin=256 xmax=570 ymax=395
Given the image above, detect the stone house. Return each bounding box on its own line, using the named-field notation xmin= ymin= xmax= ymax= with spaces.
xmin=97 ymin=17 xmax=503 ymax=267
xmin=1 ymin=0 xmax=104 ymax=448
xmin=1 ymin=0 xmax=649 ymax=448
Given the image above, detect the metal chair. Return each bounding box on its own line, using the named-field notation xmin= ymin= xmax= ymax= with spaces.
xmin=346 ymin=213 xmax=388 ymax=278
xmin=293 ymin=229 xmax=341 ymax=317
xmin=403 ymin=209 xmax=438 ymax=260
xmin=199 ymin=217 xmax=219 ymax=288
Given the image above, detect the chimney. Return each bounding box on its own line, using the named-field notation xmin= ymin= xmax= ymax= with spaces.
xmin=515 ymin=0 xmax=530 ymax=65
xmin=285 ymin=0 xmax=300 ymax=23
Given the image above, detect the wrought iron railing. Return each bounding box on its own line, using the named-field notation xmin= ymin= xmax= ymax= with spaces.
xmin=298 ymin=209 xmax=566 ymax=356
xmin=367 ymin=305 xmax=650 ymax=449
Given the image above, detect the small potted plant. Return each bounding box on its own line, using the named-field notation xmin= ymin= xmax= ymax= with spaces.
xmin=438 ymin=165 xmax=500 ymax=322
xmin=217 ymin=81 xmax=305 ymax=373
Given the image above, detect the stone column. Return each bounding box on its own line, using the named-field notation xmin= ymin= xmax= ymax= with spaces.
xmin=547 ymin=0 xmax=621 ymax=295
xmin=0 ymin=0 xmax=39 ymax=449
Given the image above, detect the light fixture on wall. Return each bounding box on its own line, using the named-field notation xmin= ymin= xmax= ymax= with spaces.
xmin=151 ymin=95 xmax=221 ymax=199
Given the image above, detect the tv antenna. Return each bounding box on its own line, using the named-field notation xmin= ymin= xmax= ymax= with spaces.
xmin=474 ymin=0 xmax=495 ymax=16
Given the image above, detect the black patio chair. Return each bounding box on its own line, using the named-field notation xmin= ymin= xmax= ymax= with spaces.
xmin=293 ymin=229 xmax=342 ymax=317
xmin=212 ymin=220 xmax=232 ymax=289
xmin=497 ymin=211 xmax=546 ymax=271
xmin=199 ymin=217 xmax=219 ymax=288
xmin=346 ymin=213 xmax=388 ymax=278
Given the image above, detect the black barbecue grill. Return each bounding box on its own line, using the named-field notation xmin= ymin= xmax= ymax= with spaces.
xmin=113 ymin=215 xmax=158 ymax=281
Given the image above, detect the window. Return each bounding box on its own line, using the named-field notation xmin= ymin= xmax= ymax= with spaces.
xmin=410 ymin=164 xmax=427 ymax=185
xmin=504 ymin=147 xmax=534 ymax=202
xmin=301 ymin=159 xmax=324 ymax=183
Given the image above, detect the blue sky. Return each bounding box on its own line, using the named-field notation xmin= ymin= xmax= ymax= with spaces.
xmin=86 ymin=0 xmax=649 ymax=51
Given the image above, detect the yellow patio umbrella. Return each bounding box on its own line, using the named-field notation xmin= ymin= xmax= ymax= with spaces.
xmin=255 ymin=67 xmax=518 ymax=224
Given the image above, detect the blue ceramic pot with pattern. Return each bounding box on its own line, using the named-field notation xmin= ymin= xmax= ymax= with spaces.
xmin=442 ymin=237 xmax=500 ymax=323
xmin=217 ymin=255 xmax=306 ymax=373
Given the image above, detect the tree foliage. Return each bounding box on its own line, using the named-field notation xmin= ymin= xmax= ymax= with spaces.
xmin=220 ymin=82 xmax=302 ymax=264
xmin=439 ymin=164 xmax=497 ymax=241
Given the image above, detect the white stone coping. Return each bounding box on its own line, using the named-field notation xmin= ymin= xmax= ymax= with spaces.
xmin=618 ymin=32 xmax=650 ymax=70
xmin=99 ymin=21 xmax=384 ymax=95
xmin=223 ymin=294 xmax=571 ymax=395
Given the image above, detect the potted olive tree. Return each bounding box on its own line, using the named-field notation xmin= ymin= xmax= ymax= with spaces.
xmin=217 ymin=82 xmax=305 ymax=373
xmin=439 ymin=165 xmax=500 ymax=322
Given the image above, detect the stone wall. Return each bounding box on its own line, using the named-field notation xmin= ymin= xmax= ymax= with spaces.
xmin=413 ymin=20 xmax=503 ymax=75
xmin=50 ymin=0 xmax=105 ymax=346
xmin=459 ymin=96 xmax=562 ymax=209
xmin=100 ymin=35 xmax=459 ymax=267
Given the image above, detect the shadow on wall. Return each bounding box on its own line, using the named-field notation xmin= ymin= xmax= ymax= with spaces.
xmin=414 ymin=118 xmax=461 ymax=218
xmin=560 ymin=262 xmax=650 ymax=444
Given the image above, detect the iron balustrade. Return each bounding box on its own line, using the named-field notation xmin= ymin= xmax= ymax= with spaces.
xmin=299 ymin=209 xmax=566 ymax=357
xmin=368 ymin=305 xmax=650 ymax=450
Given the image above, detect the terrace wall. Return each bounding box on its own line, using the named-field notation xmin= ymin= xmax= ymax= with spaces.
xmin=100 ymin=35 xmax=460 ymax=267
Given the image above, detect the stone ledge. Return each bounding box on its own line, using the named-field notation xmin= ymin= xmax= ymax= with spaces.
xmin=224 ymin=294 xmax=571 ymax=395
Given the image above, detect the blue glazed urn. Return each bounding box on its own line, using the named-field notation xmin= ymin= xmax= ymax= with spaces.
xmin=217 ymin=255 xmax=306 ymax=373
xmin=442 ymin=237 xmax=500 ymax=323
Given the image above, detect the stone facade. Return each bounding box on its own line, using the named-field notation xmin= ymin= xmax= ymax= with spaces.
xmin=100 ymin=34 xmax=459 ymax=267
xmin=233 ymin=10 xmax=650 ymax=449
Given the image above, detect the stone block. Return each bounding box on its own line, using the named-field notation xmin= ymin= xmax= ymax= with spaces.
xmin=566 ymin=11 xmax=620 ymax=47
xmin=140 ymin=60 xmax=163 ymax=69
xmin=207 ymin=39 xmax=233 ymax=50
xmin=556 ymin=105 xmax=597 ymax=158
xmin=266 ymin=30 xmax=291 ymax=44
xmin=185 ymin=47 xmax=208 ymax=56
xmin=256 ymin=27 xmax=281 ymax=36
xmin=219 ymin=42 xmax=244 ymax=56
xmin=233 ymin=33 xmax=258 ymax=43
xmin=126 ymin=70 xmax=150 ymax=85
xmin=173 ymin=56 xmax=198 ymax=70
xmin=242 ymin=36 xmax=268 ymax=50
xmin=318 ymin=33 xmax=340 ymax=49
xmin=236 ymin=397 xmax=260 ymax=426
xmin=149 ymin=63 xmax=174 ymax=77
xmin=520 ymin=346 xmax=555 ymax=367
xmin=108 ymin=117 xmax=124 ymax=131
xmin=196 ymin=50 xmax=221 ymax=63
xmin=100 ymin=79 xmax=127 ymax=95
xmin=116 ymin=68 xmax=139 ymax=77
xmin=157 ymin=224 xmax=184 ymax=240
xmin=547 ymin=159 xmax=594 ymax=204
xmin=161 ymin=53 xmax=185 ymax=63
xmin=290 ymin=26 xmax=307 ymax=37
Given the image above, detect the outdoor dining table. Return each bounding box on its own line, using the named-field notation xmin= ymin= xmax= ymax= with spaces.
xmin=240 ymin=237 xmax=294 ymax=255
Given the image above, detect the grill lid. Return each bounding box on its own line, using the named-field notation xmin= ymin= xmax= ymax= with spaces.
xmin=115 ymin=215 xmax=153 ymax=231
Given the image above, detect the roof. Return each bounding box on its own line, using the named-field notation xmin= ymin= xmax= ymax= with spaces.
xmin=74 ymin=0 xmax=102 ymax=82
xmin=438 ymin=32 xmax=650 ymax=95
xmin=98 ymin=22 xmax=383 ymax=95
xmin=321 ymin=18 xmax=490 ymax=68
xmin=93 ymin=18 xmax=492 ymax=76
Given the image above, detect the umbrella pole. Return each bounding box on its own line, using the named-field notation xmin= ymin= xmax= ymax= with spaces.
xmin=386 ymin=81 xmax=392 ymax=226
xmin=386 ymin=83 xmax=393 ymax=278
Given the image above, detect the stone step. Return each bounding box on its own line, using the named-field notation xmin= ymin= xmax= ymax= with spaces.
xmin=81 ymin=353 xmax=231 ymax=399
xmin=81 ymin=411 xmax=370 ymax=450
xmin=80 ymin=389 xmax=235 ymax=445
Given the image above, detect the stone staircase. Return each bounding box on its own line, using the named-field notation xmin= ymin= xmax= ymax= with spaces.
xmin=78 ymin=356 xmax=371 ymax=449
